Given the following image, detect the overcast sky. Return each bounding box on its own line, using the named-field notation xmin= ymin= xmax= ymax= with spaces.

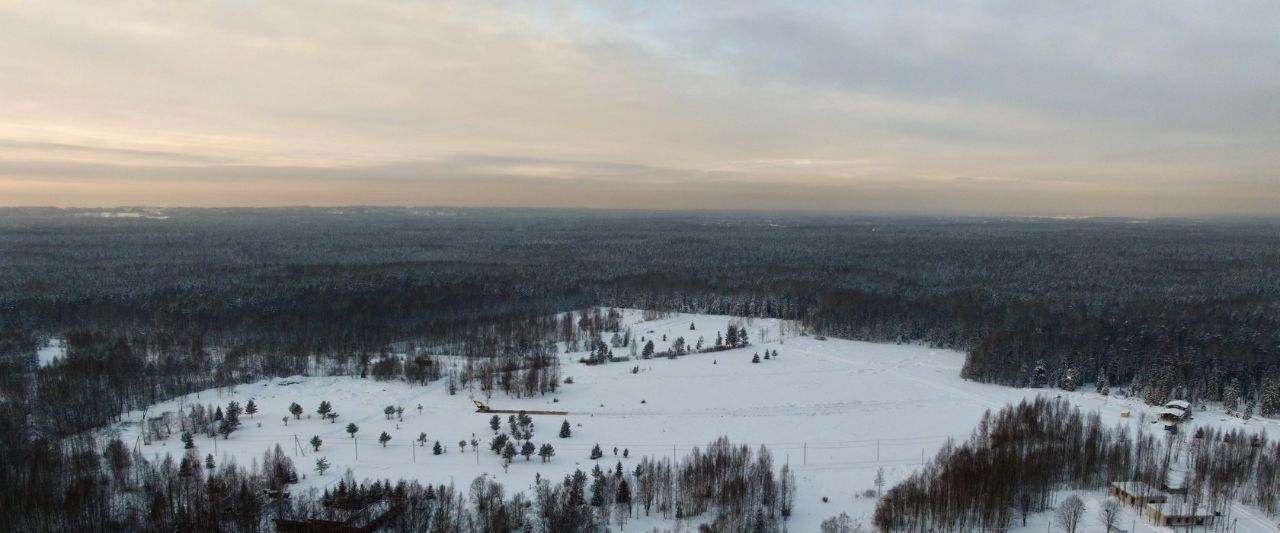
xmin=1 ymin=1 xmax=1277 ymax=215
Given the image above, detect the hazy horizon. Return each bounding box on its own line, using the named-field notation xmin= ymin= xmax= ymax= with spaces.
xmin=3 ymin=2 xmax=1278 ymax=216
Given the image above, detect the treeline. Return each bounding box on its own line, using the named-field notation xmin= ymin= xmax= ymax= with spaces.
xmin=872 ymin=397 xmax=1278 ymax=531
xmin=1 ymin=433 xmax=790 ymax=532
xmin=288 ymin=436 xmax=795 ymax=532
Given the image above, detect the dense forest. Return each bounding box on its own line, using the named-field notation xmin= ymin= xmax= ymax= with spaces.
xmin=1 ymin=207 xmax=1279 ymax=530
xmin=3 ymin=208 xmax=1278 ymax=412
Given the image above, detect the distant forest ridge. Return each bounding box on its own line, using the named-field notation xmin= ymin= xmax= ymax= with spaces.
xmin=2 ymin=207 xmax=1278 ymax=415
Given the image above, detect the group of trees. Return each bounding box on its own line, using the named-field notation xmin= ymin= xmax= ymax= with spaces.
xmin=872 ymin=396 xmax=1279 ymax=531
xmin=0 ymin=427 xmax=787 ymax=532
xmin=0 ymin=433 xmax=300 ymax=532
xmin=485 ymin=413 xmax=558 ymax=469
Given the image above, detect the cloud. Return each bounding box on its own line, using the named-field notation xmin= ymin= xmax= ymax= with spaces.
xmin=0 ymin=1 xmax=1277 ymax=214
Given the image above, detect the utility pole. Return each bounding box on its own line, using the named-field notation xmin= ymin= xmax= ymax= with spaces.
xmin=876 ymin=440 xmax=880 ymax=462
xmin=354 ymin=437 xmax=358 ymax=460
xmin=803 ymin=443 xmax=807 ymax=465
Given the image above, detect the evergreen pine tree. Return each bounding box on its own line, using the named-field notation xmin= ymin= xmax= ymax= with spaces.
xmin=617 ymin=478 xmax=631 ymax=507
xmin=539 ymin=443 xmax=555 ymax=462
xmin=245 ymin=399 xmax=258 ymax=418
xmin=310 ymin=435 xmax=322 ymax=451
xmin=433 ymin=441 xmax=443 ymax=455
xmin=218 ymin=404 xmax=240 ymax=439
xmin=560 ymin=419 xmax=572 ymax=438
xmin=590 ymin=443 xmax=603 ymax=460
xmin=314 ymin=456 xmax=330 ymax=475
xmin=378 ymin=432 xmax=391 ymax=447
xmin=289 ymin=402 xmax=303 ymax=420
xmin=490 ymin=433 xmax=509 ymax=454
xmin=1060 ymin=368 xmax=1076 ymax=392
xmin=204 ymin=454 xmax=216 ymax=470
xmin=1031 ymin=361 xmax=1048 ymax=388
xmin=490 ymin=414 xmax=501 ymax=432
xmin=521 ymin=441 xmax=535 ymax=461
xmin=1223 ymin=378 xmax=1241 ymax=412
xmin=589 ymin=474 xmax=605 ymax=507
xmin=1262 ymin=378 xmax=1280 ymax=415
xmin=346 ymin=422 xmax=359 ymax=438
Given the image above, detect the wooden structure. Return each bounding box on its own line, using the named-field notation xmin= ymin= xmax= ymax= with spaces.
xmin=471 ymin=400 xmax=567 ymax=416
xmin=1110 ymin=481 xmax=1166 ymax=506
xmin=1145 ymin=502 xmax=1214 ymax=528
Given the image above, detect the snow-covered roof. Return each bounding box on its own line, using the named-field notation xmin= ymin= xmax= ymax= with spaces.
xmin=1158 ymin=407 xmax=1186 ymax=419
xmin=1146 ymin=502 xmax=1211 ymax=518
xmin=1165 ymin=400 xmax=1191 ymax=410
xmin=1111 ymin=481 xmax=1164 ymax=499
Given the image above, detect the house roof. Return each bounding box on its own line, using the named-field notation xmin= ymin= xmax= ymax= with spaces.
xmin=1165 ymin=400 xmax=1191 ymax=410
xmin=1111 ymin=481 xmax=1164 ymax=497
xmin=1146 ymin=502 xmax=1211 ymax=518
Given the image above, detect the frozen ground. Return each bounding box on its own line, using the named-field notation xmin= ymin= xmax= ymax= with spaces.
xmin=107 ymin=310 xmax=1279 ymax=532
xmin=36 ymin=338 xmax=64 ymax=367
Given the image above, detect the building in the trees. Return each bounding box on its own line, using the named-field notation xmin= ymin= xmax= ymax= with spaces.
xmin=1113 ymin=478 xmax=1214 ymax=528
xmin=1144 ymin=502 xmax=1214 ymax=528
xmin=1110 ymin=481 xmax=1167 ymax=506
xmin=1157 ymin=399 xmax=1190 ymax=429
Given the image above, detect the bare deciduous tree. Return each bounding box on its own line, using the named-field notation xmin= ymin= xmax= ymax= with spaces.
xmin=1100 ymin=498 xmax=1122 ymax=532
xmin=1055 ymin=495 xmax=1085 ymax=533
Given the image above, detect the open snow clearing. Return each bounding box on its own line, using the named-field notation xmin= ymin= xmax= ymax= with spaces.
xmin=107 ymin=310 xmax=1279 ymax=532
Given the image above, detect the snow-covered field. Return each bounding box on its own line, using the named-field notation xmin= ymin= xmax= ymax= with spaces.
xmin=36 ymin=338 xmax=64 ymax=367
xmin=106 ymin=311 xmax=1279 ymax=532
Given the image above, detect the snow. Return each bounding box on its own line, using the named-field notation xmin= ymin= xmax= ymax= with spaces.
xmin=37 ymin=338 xmax=65 ymax=367
xmin=104 ymin=310 xmax=1280 ymax=532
